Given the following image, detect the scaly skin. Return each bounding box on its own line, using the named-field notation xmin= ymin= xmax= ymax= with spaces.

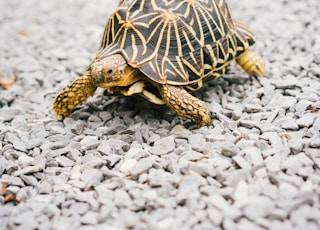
xmin=159 ymin=84 xmax=211 ymax=127
xmin=236 ymin=49 xmax=265 ymax=76
xmin=53 ymin=75 xmax=97 ymax=119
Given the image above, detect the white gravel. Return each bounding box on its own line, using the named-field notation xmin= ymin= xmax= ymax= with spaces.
xmin=1 ymin=0 xmax=320 ymax=229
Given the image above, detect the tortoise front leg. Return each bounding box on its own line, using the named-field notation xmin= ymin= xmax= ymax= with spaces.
xmin=159 ymin=84 xmax=211 ymax=127
xmin=53 ymin=75 xmax=97 ymax=119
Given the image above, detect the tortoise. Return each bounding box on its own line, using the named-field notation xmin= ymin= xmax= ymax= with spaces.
xmin=53 ymin=0 xmax=265 ymax=127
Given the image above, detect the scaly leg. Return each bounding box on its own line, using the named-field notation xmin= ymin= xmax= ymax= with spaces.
xmin=236 ymin=49 xmax=265 ymax=76
xmin=159 ymin=84 xmax=211 ymax=127
xmin=53 ymin=75 xmax=97 ymax=119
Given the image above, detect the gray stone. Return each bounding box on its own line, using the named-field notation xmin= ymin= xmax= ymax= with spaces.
xmin=119 ymin=159 xmax=138 ymax=175
xmin=97 ymin=140 xmax=112 ymax=155
xmin=20 ymin=175 xmax=38 ymax=185
xmin=81 ymin=211 xmax=99 ymax=225
xmin=50 ymin=125 xmax=67 ymax=135
xmin=75 ymin=191 xmax=99 ymax=210
xmin=14 ymin=165 xmax=43 ymax=176
xmin=38 ymin=181 xmax=52 ymax=194
xmin=149 ymin=136 xmax=175 ymax=155
xmin=113 ymin=190 xmax=132 ymax=208
xmin=80 ymin=168 xmax=104 ymax=186
xmin=232 ymin=155 xmax=251 ymax=170
xmin=296 ymin=113 xmax=316 ymax=127
xmin=130 ymin=158 xmax=153 ymax=178
xmin=288 ymin=139 xmax=304 ymax=154
xmin=243 ymin=196 xmax=274 ymax=219
xmin=80 ymin=136 xmax=100 ymax=151
xmin=177 ymin=173 xmax=206 ymax=201
xmin=309 ymin=136 xmax=320 ymax=148
xmin=221 ymin=142 xmax=239 ymax=157
xmin=188 ymin=133 xmax=207 ymax=152
xmin=243 ymin=103 xmax=263 ymax=113
xmin=108 ymin=138 xmax=130 ymax=153
xmin=281 ymin=117 xmax=299 ymax=130
xmin=170 ymin=124 xmax=192 ymax=138
xmin=238 ymin=119 xmax=260 ymax=129
xmin=55 ymin=156 xmax=74 ymax=167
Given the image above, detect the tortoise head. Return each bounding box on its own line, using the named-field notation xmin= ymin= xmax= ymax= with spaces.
xmin=90 ymin=54 xmax=139 ymax=88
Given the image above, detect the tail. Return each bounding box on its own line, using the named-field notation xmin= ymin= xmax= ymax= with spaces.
xmin=53 ymin=75 xmax=97 ymax=119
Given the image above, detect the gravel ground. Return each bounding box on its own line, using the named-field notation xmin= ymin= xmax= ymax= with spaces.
xmin=1 ymin=0 xmax=320 ymax=229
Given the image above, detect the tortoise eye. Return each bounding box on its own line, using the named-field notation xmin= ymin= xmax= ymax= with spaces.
xmin=107 ymin=69 xmax=113 ymax=74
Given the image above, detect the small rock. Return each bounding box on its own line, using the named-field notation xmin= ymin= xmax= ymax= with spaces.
xmin=14 ymin=165 xmax=43 ymax=176
xmin=38 ymin=181 xmax=52 ymax=194
xmin=75 ymin=191 xmax=99 ymax=209
xmin=55 ymin=156 xmax=74 ymax=167
xmin=80 ymin=136 xmax=100 ymax=151
xmin=232 ymin=155 xmax=251 ymax=170
xmin=281 ymin=117 xmax=299 ymax=130
xmin=149 ymin=136 xmax=175 ymax=155
xmin=188 ymin=133 xmax=208 ymax=152
xmin=119 ymin=159 xmax=138 ymax=175
xmin=238 ymin=119 xmax=260 ymax=129
xmin=113 ymin=190 xmax=132 ymax=208
xmin=81 ymin=211 xmax=99 ymax=225
xmin=208 ymin=194 xmax=231 ymax=212
xmin=243 ymin=104 xmax=263 ymax=113
xmin=108 ymin=138 xmax=130 ymax=153
xmin=296 ymin=113 xmax=316 ymax=127
xmin=244 ymin=147 xmax=263 ymax=166
xmin=130 ymin=158 xmax=153 ymax=178
xmin=232 ymin=109 xmax=243 ymax=120
xmin=288 ymin=139 xmax=304 ymax=154
xmin=20 ymin=175 xmax=38 ymax=186
xmin=17 ymin=155 xmax=35 ymax=168
xmin=272 ymin=74 xmax=298 ymax=89
xmin=171 ymin=125 xmax=192 ymax=138
xmin=80 ymin=168 xmax=104 ymax=186
xmin=206 ymin=134 xmax=226 ymax=142
xmin=97 ymin=140 xmax=112 ymax=155
xmin=309 ymin=136 xmax=320 ymax=148
xmin=50 ymin=125 xmax=67 ymax=134
xmin=243 ymin=196 xmax=274 ymax=219
xmin=221 ymin=142 xmax=239 ymax=157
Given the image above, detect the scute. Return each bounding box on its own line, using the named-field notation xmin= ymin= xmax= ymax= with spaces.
xmin=98 ymin=0 xmax=256 ymax=85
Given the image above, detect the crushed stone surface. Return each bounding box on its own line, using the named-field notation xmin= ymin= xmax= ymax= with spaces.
xmin=1 ymin=0 xmax=320 ymax=229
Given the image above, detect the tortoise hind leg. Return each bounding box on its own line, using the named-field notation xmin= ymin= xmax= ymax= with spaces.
xmin=159 ymin=84 xmax=211 ymax=127
xmin=233 ymin=20 xmax=265 ymax=76
xmin=236 ymin=49 xmax=265 ymax=76
xmin=53 ymin=75 xmax=97 ymax=119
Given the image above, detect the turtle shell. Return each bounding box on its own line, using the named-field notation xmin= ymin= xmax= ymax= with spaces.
xmin=97 ymin=0 xmax=256 ymax=85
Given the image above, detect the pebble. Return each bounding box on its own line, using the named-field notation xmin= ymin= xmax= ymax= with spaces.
xmin=80 ymin=168 xmax=103 ymax=186
xmin=281 ymin=117 xmax=299 ymax=130
xmin=244 ymin=103 xmax=263 ymax=113
xmin=119 ymin=159 xmax=138 ymax=175
xmin=149 ymin=136 xmax=175 ymax=155
xmin=80 ymin=136 xmax=100 ymax=151
xmin=232 ymin=155 xmax=251 ymax=170
xmin=188 ymin=133 xmax=207 ymax=152
xmin=296 ymin=113 xmax=316 ymax=127
xmin=129 ymin=158 xmax=153 ymax=178
xmin=81 ymin=211 xmax=99 ymax=225
xmin=56 ymin=156 xmax=75 ymax=167
xmin=221 ymin=142 xmax=239 ymax=157
xmin=97 ymin=140 xmax=112 ymax=155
